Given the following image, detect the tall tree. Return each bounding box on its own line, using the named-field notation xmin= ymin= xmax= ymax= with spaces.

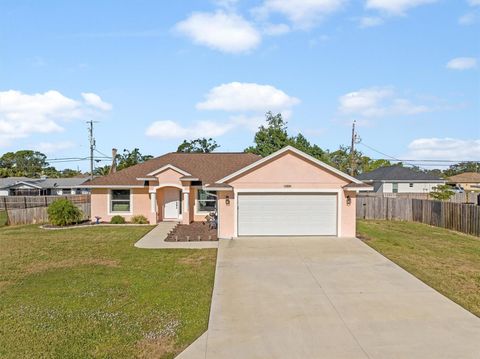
xmin=93 ymin=165 xmax=111 ymax=176
xmin=0 ymin=150 xmax=48 ymax=177
xmin=245 ymin=112 xmax=290 ymax=157
xmin=61 ymin=168 xmax=83 ymax=178
xmin=42 ymin=166 xmax=61 ymax=178
xmin=177 ymin=138 xmax=220 ymax=153
xmin=444 ymin=162 xmax=480 ymax=177
xmin=245 ymin=112 xmax=392 ymax=175
xmin=116 ymin=148 xmax=153 ymax=171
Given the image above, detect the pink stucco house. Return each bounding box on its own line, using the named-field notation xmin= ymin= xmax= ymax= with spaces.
xmin=86 ymin=146 xmax=372 ymax=238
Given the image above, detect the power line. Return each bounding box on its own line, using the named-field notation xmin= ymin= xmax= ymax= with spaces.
xmin=94 ymin=148 xmax=112 ymax=159
xmin=358 ymin=142 xmax=419 ymax=167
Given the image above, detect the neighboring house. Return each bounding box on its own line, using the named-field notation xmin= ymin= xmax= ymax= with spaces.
xmin=0 ymin=177 xmax=90 ymax=196
xmin=447 ymin=172 xmax=480 ymax=191
xmin=356 ymin=166 xmax=446 ymax=194
xmin=86 ymin=146 xmax=372 ymax=238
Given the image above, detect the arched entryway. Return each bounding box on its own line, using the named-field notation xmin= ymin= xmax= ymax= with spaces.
xmin=153 ymin=184 xmax=184 ymax=223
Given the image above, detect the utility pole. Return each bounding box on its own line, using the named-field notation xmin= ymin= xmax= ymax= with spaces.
xmin=87 ymin=121 xmax=97 ymax=180
xmin=350 ymin=120 xmax=359 ymax=176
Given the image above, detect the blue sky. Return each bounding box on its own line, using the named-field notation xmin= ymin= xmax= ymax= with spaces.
xmin=1 ymin=0 xmax=479 ymax=171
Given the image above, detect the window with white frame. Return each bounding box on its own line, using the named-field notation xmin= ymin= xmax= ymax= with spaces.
xmin=110 ymin=189 xmax=131 ymax=212
xmin=197 ymin=189 xmax=217 ymax=213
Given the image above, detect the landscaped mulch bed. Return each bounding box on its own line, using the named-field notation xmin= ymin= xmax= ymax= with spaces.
xmin=166 ymin=222 xmax=218 ymax=242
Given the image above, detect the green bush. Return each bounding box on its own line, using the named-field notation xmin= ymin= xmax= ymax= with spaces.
xmin=430 ymin=185 xmax=455 ymax=200
xmin=47 ymin=199 xmax=83 ymax=226
xmin=110 ymin=215 xmax=126 ymax=224
xmin=131 ymin=215 xmax=149 ymax=224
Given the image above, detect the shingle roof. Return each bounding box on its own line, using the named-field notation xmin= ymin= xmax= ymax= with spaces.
xmin=448 ymin=172 xmax=480 ymax=183
xmin=0 ymin=177 xmax=33 ymax=189
xmin=356 ymin=166 xmax=445 ymax=182
xmin=38 ymin=178 xmax=89 ymax=188
xmin=86 ymin=152 xmax=262 ymax=186
xmin=0 ymin=177 xmax=89 ymax=189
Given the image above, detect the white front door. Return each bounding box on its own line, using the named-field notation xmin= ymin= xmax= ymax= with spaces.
xmin=163 ymin=188 xmax=180 ymax=220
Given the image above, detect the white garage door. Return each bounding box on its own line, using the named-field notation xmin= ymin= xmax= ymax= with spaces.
xmin=237 ymin=193 xmax=337 ymax=236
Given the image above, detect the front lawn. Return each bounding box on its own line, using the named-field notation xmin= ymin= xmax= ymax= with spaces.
xmin=0 ymin=210 xmax=7 ymax=227
xmin=0 ymin=225 xmax=217 ymax=358
xmin=357 ymin=220 xmax=480 ymax=317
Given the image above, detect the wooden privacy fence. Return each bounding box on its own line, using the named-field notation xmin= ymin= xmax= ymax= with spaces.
xmin=0 ymin=194 xmax=90 ymax=210
xmin=359 ymin=192 xmax=478 ymax=204
xmin=357 ymin=197 xmax=480 ymax=237
xmin=5 ymin=203 xmax=91 ymax=226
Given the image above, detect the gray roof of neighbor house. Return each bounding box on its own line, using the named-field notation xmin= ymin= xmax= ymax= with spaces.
xmin=0 ymin=177 xmax=89 ymax=189
xmin=86 ymin=152 xmax=262 ymax=187
xmin=356 ymin=166 xmax=446 ymax=182
xmin=0 ymin=177 xmax=33 ymax=189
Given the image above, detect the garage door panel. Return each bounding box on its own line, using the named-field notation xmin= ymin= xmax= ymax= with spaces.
xmin=238 ymin=193 xmax=337 ymax=236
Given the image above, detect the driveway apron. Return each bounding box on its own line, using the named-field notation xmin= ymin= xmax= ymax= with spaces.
xmin=204 ymin=236 xmax=480 ymax=359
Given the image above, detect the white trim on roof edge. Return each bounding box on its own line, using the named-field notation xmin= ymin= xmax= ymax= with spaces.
xmin=147 ymin=164 xmax=191 ymax=177
xmin=85 ymin=185 xmax=146 ymax=189
xmin=9 ymin=181 xmax=43 ymax=189
xmin=217 ymin=146 xmax=363 ymax=184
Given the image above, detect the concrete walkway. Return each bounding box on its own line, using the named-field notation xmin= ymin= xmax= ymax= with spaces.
xmin=178 ymin=236 xmax=480 ymax=358
xmin=134 ymin=222 xmax=219 ymax=249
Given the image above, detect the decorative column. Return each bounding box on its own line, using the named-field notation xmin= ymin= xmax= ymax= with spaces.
xmin=149 ymin=191 xmax=157 ymax=223
xmin=182 ymin=190 xmax=190 ymax=224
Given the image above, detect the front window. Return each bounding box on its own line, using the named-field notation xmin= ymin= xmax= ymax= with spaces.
xmin=111 ymin=189 xmax=131 ymax=212
xmin=197 ymin=189 xmax=217 ymax=213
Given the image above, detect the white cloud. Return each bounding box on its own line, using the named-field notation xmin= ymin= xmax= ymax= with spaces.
xmin=468 ymin=0 xmax=480 ymax=6
xmin=365 ymin=0 xmax=437 ymax=15
xmin=359 ymin=16 xmax=385 ymax=27
xmin=446 ymin=57 xmax=477 ymax=70
xmin=145 ymin=120 xmax=235 ymax=139
xmin=263 ymin=23 xmax=291 ymax=35
xmin=174 ymin=11 xmax=261 ymax=54
xmin=338 ymin=87 xmax=430 ymax=117
xmin=253 ymin=0 xmax=345 ymax=29
xmin=35 ymin=141 xmax=76 ymax=154
xmin=196 ymin=82 xmax=299 ymax=112
xmin=0 ymin=90 xmax=111 ymax=146
xmin=81 ymin=92 xmax=112 ymax=111
xmin=406 ymin=138 xmax=480 ymax=161
xmin=146 ymin=82 xmax=300 ymax=140
xmin=229 ymin=114 xmax=267 ymax=131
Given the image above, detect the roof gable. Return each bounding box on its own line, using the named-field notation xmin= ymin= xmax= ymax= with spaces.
xmin=146 ymin=164 xmax=191 ymax=177
xmin=217 ymin=146 xmax=363 ymax=184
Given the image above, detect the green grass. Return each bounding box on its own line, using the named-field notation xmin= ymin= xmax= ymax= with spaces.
xmin=0 ymin=211 xmax=7 ymax=227
xmin=0 ymin=225 xmax=217 ymax=358
xmin=357 ymin=220 xmax=480 ymax=317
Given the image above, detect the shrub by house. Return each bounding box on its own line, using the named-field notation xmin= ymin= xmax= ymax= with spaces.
xmin=47 ymin=199 xmax=83 ymax=226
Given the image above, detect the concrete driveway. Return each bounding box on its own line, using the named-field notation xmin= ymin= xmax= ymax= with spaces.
xmin=192 ymin=236 xmax=480 ymax=359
